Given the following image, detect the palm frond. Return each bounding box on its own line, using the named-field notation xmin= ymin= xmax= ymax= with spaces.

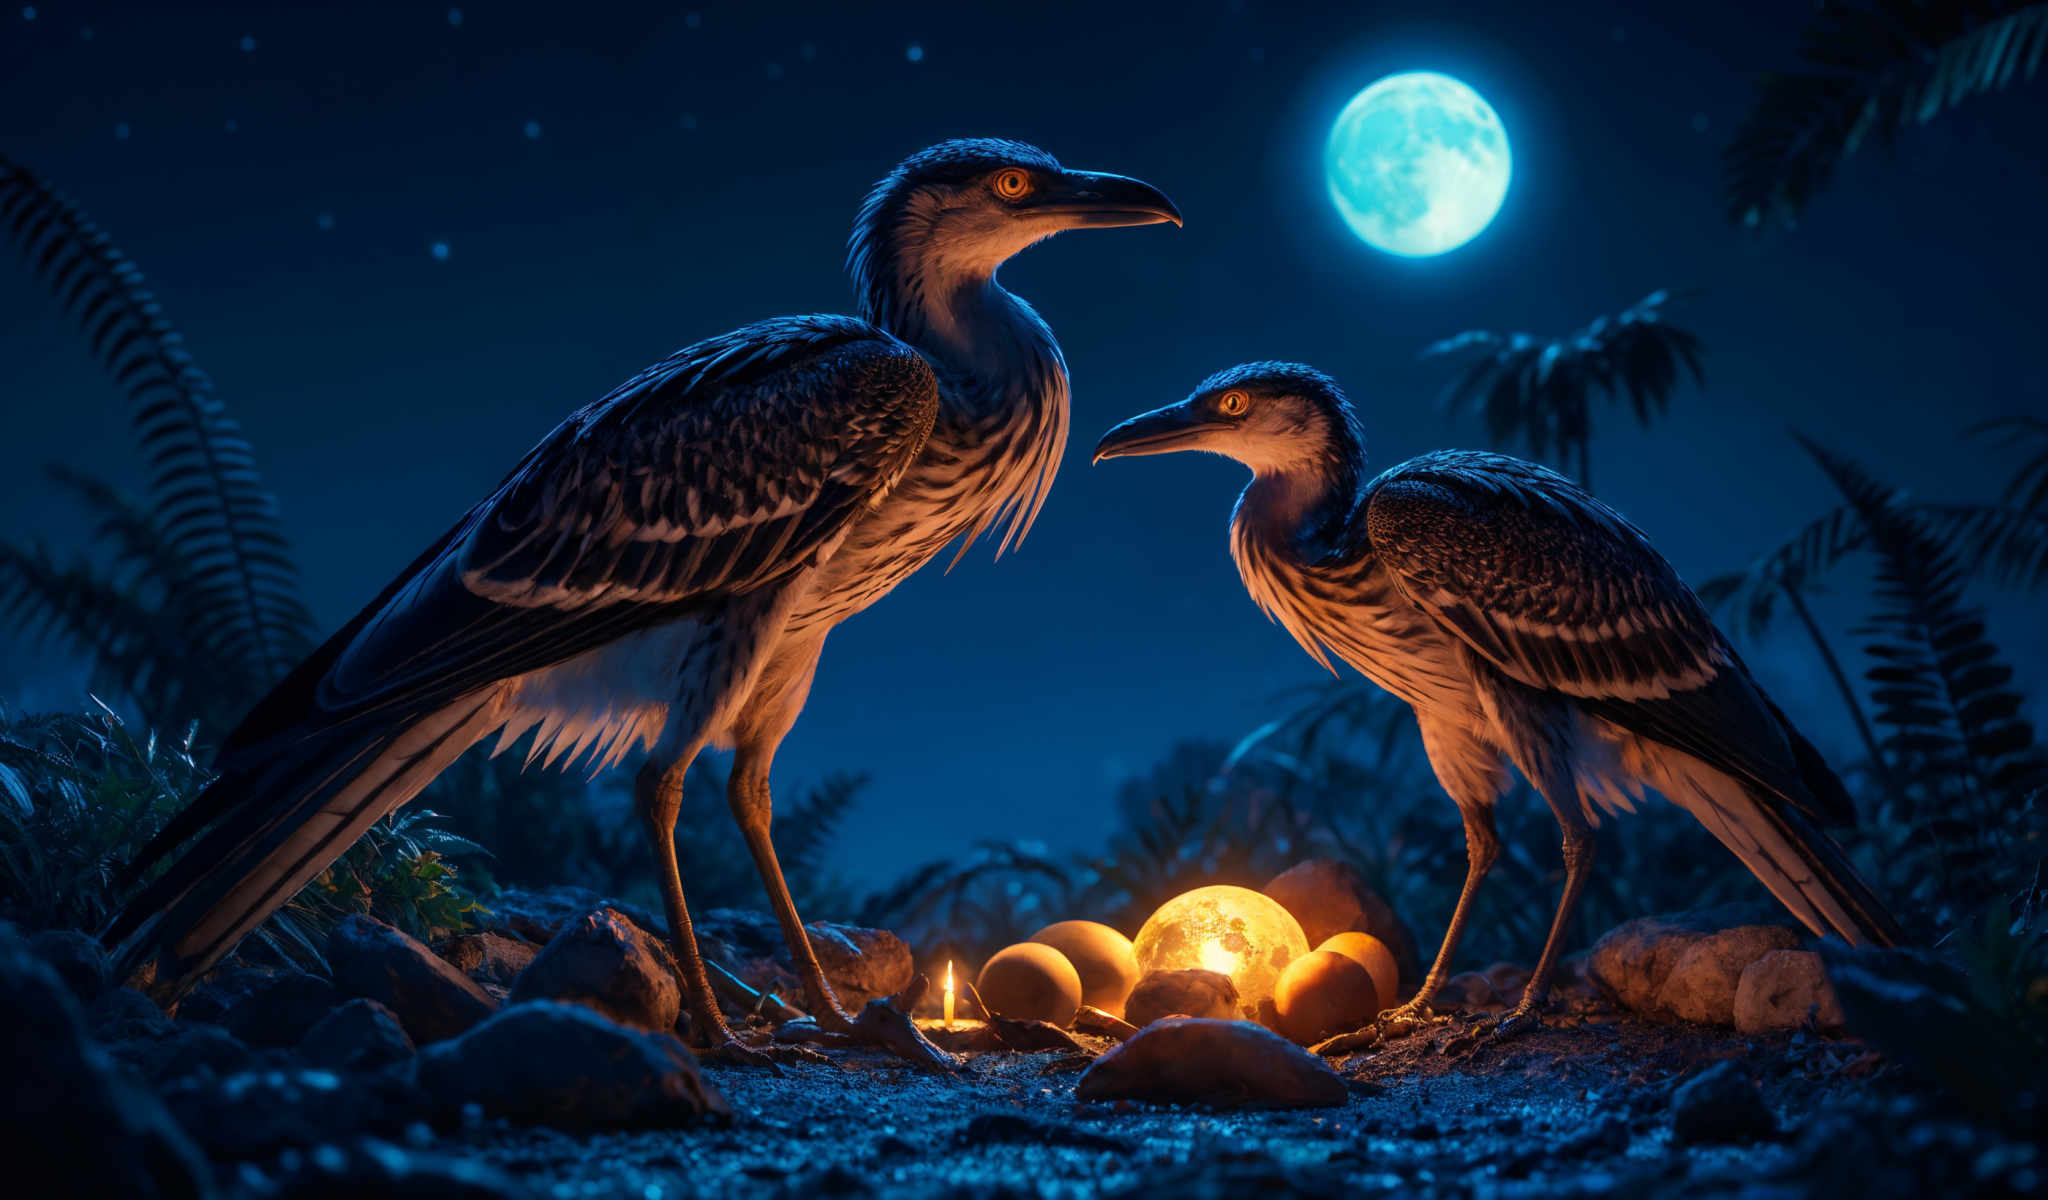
xmin=1921 ymin=502 xmax=2048 ymax=590
xmin=1970 ymin=414 xmax=2048 ymax=513
xmin=0 ymin=152 xmax=315 ymax=694
xmin=1423 ymin=290 xmax=1703 ymax=485
xmin=1726 ymin=1 xmax=2048 ymax=228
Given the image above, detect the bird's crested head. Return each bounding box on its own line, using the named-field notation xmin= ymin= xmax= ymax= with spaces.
xmin=1093 ymin=362 xmax=1366 ymax=480
xmin=850 ymin=138 xmax=1180 ymax=326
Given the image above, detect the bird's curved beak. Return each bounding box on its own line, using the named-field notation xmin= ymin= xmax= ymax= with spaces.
xmin=1030 ymin=170 xmax=1182 ymax=229
xmin=1092 ymin=402 xmax=1220 ymax=463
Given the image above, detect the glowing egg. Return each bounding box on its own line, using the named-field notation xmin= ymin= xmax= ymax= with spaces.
xmin=1317 ymin=932 xmax=1401 ymax=1013
xmin=1131 ymin=885 xmax=1310 ymax=1012
xmin=1274 ymin=950 xmax=1380 ymax=1045
xmin=976 ymin=942 xmax=1083 ymax=1027
xmin=1029 ymin=920 xmax=1141 ymax=1018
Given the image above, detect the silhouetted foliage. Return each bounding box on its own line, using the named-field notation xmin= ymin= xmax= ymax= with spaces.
xmin=1423 ymin=290 xmax=1703 ymax=488
xmin=1726 ymin=1 xmax=2048 ymax=228
xmin=1800 ymin=436 xmax=2048 ymax=920
xmin=0 ymin=153 xmax=315 ymax=728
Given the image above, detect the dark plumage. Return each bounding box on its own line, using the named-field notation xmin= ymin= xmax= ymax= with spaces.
xmin=107 ymin=140 xmax=1178 ymax=1063
xmin=1096 ymin=362 xmax=1900 ymax=1040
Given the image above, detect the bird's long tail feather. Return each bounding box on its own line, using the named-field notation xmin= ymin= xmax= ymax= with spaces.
xmin=104 ymin=690 xmax=506 ymax=998
xmin=1642 ymin=743 xmax=1903 ymax=946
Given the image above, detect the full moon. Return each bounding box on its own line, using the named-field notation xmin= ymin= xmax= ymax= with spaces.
xmin=1325 ymin=71 xmax=1511 ymax=257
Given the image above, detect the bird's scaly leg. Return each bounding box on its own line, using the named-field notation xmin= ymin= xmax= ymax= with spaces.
xmin=635 ymin=756 xmax=772 ymax=1068
xmin=727 ymin=751 xmax=854 ymax=1032
xmin=1377 ymin=803 xmax=1500 ymax=1039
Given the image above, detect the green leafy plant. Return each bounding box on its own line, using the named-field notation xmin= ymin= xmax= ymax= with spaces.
xmin=1726 ymin=1 xmax=2048 ymax=229
xmin=1422 ymin=290 xmax=1704 ymax=488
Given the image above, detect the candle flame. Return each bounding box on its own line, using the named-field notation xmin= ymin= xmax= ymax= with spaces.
xmin=943 ymin=959 xmax=956 ymax=1031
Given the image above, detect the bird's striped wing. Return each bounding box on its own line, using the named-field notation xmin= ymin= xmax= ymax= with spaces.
xmin=223 ymin=314 xmax=937 ymax=756
xmin=1363 ymin=450 xmax=1839 ymax=821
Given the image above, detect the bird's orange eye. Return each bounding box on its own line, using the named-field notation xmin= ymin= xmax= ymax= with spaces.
xmin=1218 ymin=390 xmax=1249 ymax=416
xmin=991 ymin=168 xmax=1033 ymax=200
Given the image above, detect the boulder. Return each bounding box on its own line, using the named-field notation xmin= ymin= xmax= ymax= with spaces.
xmin=697 ymin=908 xmax=912 ymax=1012
xmin=1075 ymin=1017 xmax=1347 ymax=1108
xmin=175 ymin=963 xmax=274 ymax=1025
xmin=300 ymin=999 xmax=417 ymax=1072
xmin=1658 ymin=926 xmax=1802 ymax=1025
xmin=1262 ymin=860 xmax=1421 ymax=992
xmin=436 ymin=931 xmax=538 ymax=988
xmin=1438 ymin=971 xmax=1504 ymax=1011
xmin=224 ymin=971 xmax=341 ymax=1048
xmin=160 ymin=1067 xmax=427 ymax=1161
xmin=1670 ymin=1061 xmax=1777 ymax=1145
xmin=480 ymin=885 xmax=664 ymax=946
xmin=328 ymin=915 xmax=496 ymax=1044
xmin=1124 ymin=968 xmax=1239 ymax=1027
xmin=90 ymin=985 xmax=176 ymax=1041
xmin=416 ymin=1001 xmax=729 ymax=1130
xmin=103 ymin=1017 xmax=260 ymax=1086
xmin=1734 ymin=949 xmax=1845 ymax=1034
xmin=1587 ymin=904 xmax=1801 ymax=1019
xmin=0 ymin=923 xmax=209 ymax=1197
xmin=508 ymin=908 xmax=680 ymax=1032
xmin=1482 ymin=962 xmax=1533 ymax=1009
xmin=31 ymin=929 xmax=110 ymax=1006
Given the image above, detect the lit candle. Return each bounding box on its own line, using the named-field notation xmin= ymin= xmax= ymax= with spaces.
xmin=944 ymin=960 xmax=956 ymax=1030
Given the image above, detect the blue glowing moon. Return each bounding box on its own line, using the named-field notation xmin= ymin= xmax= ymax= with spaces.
xmin=1325 ymin=72 xmax=1511 ymax=257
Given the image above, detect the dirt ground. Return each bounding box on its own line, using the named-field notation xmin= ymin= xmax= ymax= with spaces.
xmin=452 ymin=1012 xmax=1969 ymax=1199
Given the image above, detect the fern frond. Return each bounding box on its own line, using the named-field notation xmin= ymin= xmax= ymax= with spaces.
xmin=0 ymin=153 xmax=315 ymax=689
xmin=1726 ymin=1 xmax=2048 ymax=228
xmin=1969 ymin=414 xmax=2048 ymax=512
xmin=1921 ymin=502 xmax=2048 ymax=590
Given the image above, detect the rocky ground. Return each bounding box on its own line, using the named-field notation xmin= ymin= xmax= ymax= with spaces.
xmin=8 ymin=887 xmax=2040 ymax=1199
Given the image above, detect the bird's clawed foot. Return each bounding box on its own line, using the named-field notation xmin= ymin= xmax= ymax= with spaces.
xmin=1440 ymin=1004 xmax=1543 ymax=1059
xmin=1374 ymin=1000 xmax=1446 ymax=1041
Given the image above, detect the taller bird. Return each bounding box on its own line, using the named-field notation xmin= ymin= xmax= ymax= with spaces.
xmin=1094 ymin=362 xmax=1900 ymax=1041
xmin=106 ymin=139 xmax=1180 ymax=1060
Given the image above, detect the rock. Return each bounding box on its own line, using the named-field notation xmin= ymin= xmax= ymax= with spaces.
xmin=697 ymin=908 xmax=912 ymax=1012
xmin=225 ymin=970 xmax=342 ymax=1048
xmin=1029 ymin=920 xmax=1141 ymax=1018
xmin=1273 ymin=951 xmax=1379 ymax=1045
xmin=1438 ymin=971 xmax=1504 ymax=1011
xmin=1658 ymin=926 xmax=1803 ymax=1025
xmin=1587 ymin=903 xmax=1800 ymax=1018
xmin=1670 ymin=1061 xmax=1777 ymax=1145
xmin=104 ymin=1017 xmax=261 ymax=1085
xmin=1734 ymin=949 xmax=1845 ymax=1034
xmin=90 ymin=984 xmax=176 ymax=1040
xmin=481 ymin=885 xmax=665 ymax=947
xmin=300 ymin=999 xmax=417 ymax=1072
xmin=508 ymin=908 xmax=680 ymax=1032
xmin=976 ymin=942 xmax=1083 ymax=1027
xmin=1482 ymin=961 xmax=1533 ymax=1008
xmin=1123 ymin=968 xmax=1239 ymax=1027
xmin=1262 ymin=859 xmax=1421 ymax=992
xmin=175 ymin=963 xmax=273 ymax=1025
xmin=1075 ymin=1017 xmax=1348 ymax=1108
xmin=436 ymin=931 xmax=538 ymax=988
xmin=31 ymin=929 xmax=110 ymax=1006
xmin=160 ymin=1067 xmax=427 ymax=1161
xmin=328 ymin=915 xmax=496 ymax=1044
xmin=1316 ymin=932 xmax=1400 ymax=1012
xmin=257 ymin=1138 xmax=529 ymax=1199
xmin=416 ymin=1001 xmax=729 ymax=1130
xmin=0 ymin=923 xmax=210 ymax=1197
xmin=955 ymin=1111 xmax=1130 ymax=1153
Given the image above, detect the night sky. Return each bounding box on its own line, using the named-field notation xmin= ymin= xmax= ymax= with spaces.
xmin=3 ymin=1 xmax=2043 ymax=888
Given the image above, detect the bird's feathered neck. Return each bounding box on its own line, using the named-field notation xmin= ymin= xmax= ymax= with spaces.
xmin=845 ymin=156 xmax=1068 ymax=555
xmin=1235 ymin=392 xmax=1370 ymax=560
